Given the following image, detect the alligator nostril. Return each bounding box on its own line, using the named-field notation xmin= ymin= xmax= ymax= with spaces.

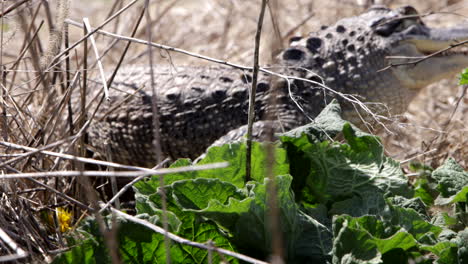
xmin=336 ymin=25 xmax=346 ymax=33
xmin=211 ymin=89 xmax=227 ymax=100
xmin=306 ymin=37 xmax=322 ymax=52
xmin=282 ymin=48 xmax=306 ymax=61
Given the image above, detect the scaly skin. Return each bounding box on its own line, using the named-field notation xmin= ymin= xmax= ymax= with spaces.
xmin=88 ymin=5 xmax=468 ymax=167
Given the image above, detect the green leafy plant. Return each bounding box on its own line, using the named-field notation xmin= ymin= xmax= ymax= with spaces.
xmin=54 ymin=100 xmax=468 ymax=264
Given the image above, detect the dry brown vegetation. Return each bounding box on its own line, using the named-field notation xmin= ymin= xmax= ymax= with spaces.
xmin=0 ymin=0 xmax=467 ymax=262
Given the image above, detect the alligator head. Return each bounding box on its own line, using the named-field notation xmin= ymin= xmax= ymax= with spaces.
xmin=375 ymin=5 xmax=468 ymax=89
xmin=280 ymin=5 xmax=468 ymax=123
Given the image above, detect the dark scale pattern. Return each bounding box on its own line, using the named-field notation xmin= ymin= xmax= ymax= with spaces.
xmin=336 ymin=25 xmax=346 ymax=33
xmin=341 ymin=39 xmax=348 ymax=46
xmin=89 ymin=66 xmax=291 ymax=166
xmin=282 ymin=48 xmax=305 ymax=61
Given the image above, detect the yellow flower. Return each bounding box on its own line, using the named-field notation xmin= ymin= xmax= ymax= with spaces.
xmin=56 ymin=207 xmax=73 ymax=233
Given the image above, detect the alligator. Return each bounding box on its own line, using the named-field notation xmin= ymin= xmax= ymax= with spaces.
xmin=88 ymin=5 xmax=468 ymax=167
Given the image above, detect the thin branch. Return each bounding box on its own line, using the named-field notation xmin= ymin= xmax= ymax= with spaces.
xmin=0 ymin=139 xmax=164 ymax=172
xmin=65 ymin=18 xmax=253 ymax=71
xmin=4 ymin=164 xmax=93 ymax=211
xmin=378 ymin=39 xmax=468 ymax=72
xmin=0 ymin=0 xmax=30 ymax=18
xmin=0 ymin=228 xmax=28 ymax=262
xmin=246 ymin=0 xmax=267 ymax=182
xmin=99 ymin=158 xmax=170 ymax=213
xmin=0 ymin=162 xmax=229 ymax=179
xmin=1 ymin=0 xmax=6 ymax=141
xmin=400 ymin=148 xmax=438 ymax=164
xmin=144 ymin=1 xmax=170 ymax=263
xmin=425 ymin=84 xmax=468 ymax=161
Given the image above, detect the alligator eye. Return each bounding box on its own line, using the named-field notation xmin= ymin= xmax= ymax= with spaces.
xmin=374 ymin=19 xmax=402 ymax=37
xmin=373 ymin=6 xmax=423 ymax=37
xmin=397 ymin=5 xmax=424 ymax=28
xmin=398 ymin=5 xmax=418 ymax=16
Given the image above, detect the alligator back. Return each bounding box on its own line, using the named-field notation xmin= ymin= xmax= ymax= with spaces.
xmin=88 ymin=66 xmax=276 ymax=166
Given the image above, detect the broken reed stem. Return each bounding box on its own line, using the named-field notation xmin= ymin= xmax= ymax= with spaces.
xmin=99 ymin=158 xmax=170 ymax=213
xmin=83 ymin=18 xmax=109 ymax=99
xmin=246 ymin=0 xmax=268 ymax=182
xmin=144 ymin=2 xmax=170 ymax=262
xmin=64 ymin=18 xmax=74 ymax=137
xmin=144 ymin=3 xmax=163 ymax=165
xmin=80 ymin=19 xmax=88 ymax=165
xmin=69 ymin=12 xmax=121 ymax=264
xmin=79 ymin=4 xmax=144 ymax=136
xmin=264 ymin=2 xmax=285 ymax=261
xmin=1 ymin=0 xmax=6 ymax=141
xmin=83 ymin=17 xmax=122 ymax=209
xmin=267 ymin=0 xmax=284 ymax=56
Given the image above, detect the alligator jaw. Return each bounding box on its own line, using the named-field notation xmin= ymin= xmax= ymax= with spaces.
xmin=391 ymin=24 xmax=468 ymax=89
xmin=408 ymin=26 xmax=468 ymax=53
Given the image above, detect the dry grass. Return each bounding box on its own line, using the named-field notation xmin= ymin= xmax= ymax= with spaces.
xmin=379 ymin=0 xmax=468 ymax=169
xmin=0 ymin=0 xmax=467 ymax=262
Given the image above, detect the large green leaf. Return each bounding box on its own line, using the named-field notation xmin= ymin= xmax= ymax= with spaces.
xmin=282 ymin=122 xmax=412 ymax=205
xmin=413 ymin=178 xmax=436 ymax=206
xmin=435 ymin=186 xmax=468 ymax=206
xmin=459 ymin=68 xmax=468 ymax=85
xmin=332 ymin=206 xmax=445 ymax=264
xmin=138 ymin=173 xmax=333 ymax=262
xmin=456 ymin=228 xmax=468 ymax=263
xmin=387 ymin=206 xmax=442 ymax=243
xmin=134 ymin=141 xmax=289 ymax=195
xmin=55 ymin=98 xmax=468 ymax=263
xmin=185 ymin=174 xmax=333 ymax=262
xmin=280 ymin=99 xmax=359 ymax=142
xmin=171 ymin=178 xmax=246 ymax=210
xmin=421 ymin=242 xmax=459 ymax=264
xmin=54 ymin=214 xmax=238 ymax=264
xmin=432 ymin=158 xmax=468 ymax=198
xmin=329 ymin=194 xmax=388 ymax=217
